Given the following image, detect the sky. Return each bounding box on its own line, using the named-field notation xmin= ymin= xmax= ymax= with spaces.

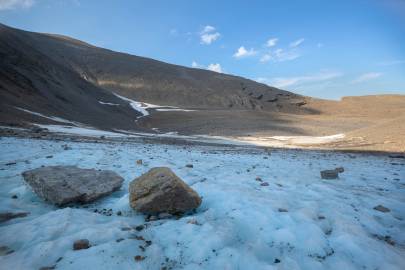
xmin=0 ymin=0 xmax=404 ymax=99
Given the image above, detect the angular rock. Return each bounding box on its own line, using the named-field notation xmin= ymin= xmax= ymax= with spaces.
xmin=129 ymin=167 xmax=202 ymax=214
xmin=320 ymin=169 xmax=339 ymax=179
xmin=22 ymin=166 xmax=124 ymax=206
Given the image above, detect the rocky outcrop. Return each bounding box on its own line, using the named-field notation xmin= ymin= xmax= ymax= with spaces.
xmin=22 ymin=166 xmax=124 ymax=206
xmin=129 ymin=167 xmax=201 ymax=214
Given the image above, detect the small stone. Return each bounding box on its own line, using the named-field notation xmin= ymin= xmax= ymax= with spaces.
xmin=373 ymin=205 xmax=390 ymax=213
xmin=255 ymin=177 xmax=262 ymax=182
xmin=260 ymin=182 xmax=269 ymax=186
xmin=116 ymin=211 xmax=122 ymax=216
xmin=147 ymin=215 xmax=158 ymax=222
xmin=158 ymin=213 xmax=173 ymax=219
xmin=136 ymin=159 xmax=143 ymax=165
xmin=318 ymin=215 xmax=326 ymax=220
xmin=116 ymin=238 xmax=125 ymax=243
xmin=274 ymin=258 xmax=281 ymax=263
xmin=135 ymin=225 xmax=145 ymax=231
xmin=187 ymin=218 xmax=200 ymax=225
xmin=39 ymin=266 xmax=55 ymax=270
xmin=185 ymin=164 xmax=193 ymax=168
xmin=11 ymin=195 xmax=18 ymax=199
xmin=134 ymin=255 xmax=146 ymax=262
xmin=320 ymin=170 xmax=338 ymax=179
xmin=5 ymin=162 xmax=16 ymax=166
xmin=45 ymin=155 xmax=53 ymax=159
xmin=278 ymin=208 xmax=288 ymax=212
xmin=0 ymin=246 xmax=14 ymax=256
xmin=73 ymin=239 xmax=90 ymax=250
xmin=121 ymin=227 xmax=131 ymax=231
xmin=335 ymin=167 xmax=344 ymax=173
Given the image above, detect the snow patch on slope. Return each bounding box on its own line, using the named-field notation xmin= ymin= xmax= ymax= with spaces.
xmin=15 ymin=107 xmax=79 ymax=125
xmin=113 ymin=93 xmax=196 ymax=118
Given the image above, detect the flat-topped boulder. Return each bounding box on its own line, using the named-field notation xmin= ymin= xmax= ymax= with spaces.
xmin=22 ymin=166 xmax=124 ymax=206
xmin=129 ymin=167 xmax=202 ymax=214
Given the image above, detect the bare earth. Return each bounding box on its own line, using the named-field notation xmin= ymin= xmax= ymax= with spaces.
xmin=140 ymin=95 xmax=405 ymax=152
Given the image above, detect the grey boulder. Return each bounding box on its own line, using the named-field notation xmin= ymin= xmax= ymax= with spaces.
xmin=129 ymin=167 xmax=202 ymax=214
xmin=22 ymin=166 xmax=124 ymax=206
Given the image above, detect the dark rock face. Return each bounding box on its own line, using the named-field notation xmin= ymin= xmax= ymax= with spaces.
xmin=129 ymin=167 xmax=202 ymax=214
xmin=22 ymin=166 xmax=124 ymax=206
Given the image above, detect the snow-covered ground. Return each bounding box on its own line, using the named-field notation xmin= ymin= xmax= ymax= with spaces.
xmin=0 ymin=137 xmax=404 ymax=270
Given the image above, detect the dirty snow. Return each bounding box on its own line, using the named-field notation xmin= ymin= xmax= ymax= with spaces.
xmin=0 ymin=137 xmax=404 ymax=270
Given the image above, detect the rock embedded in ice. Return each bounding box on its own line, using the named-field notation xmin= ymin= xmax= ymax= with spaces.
xmin=22 ymin=166 xmax=124 ymax=206
xmin=373 ymin=205 xmax=391 ymax=213
xmin=129 ymin=167 xmax=202 ymax=214
xmin=73 ymin=239 xmax=90 ymax=250
xmin=320 ymin=169 xmax=339 ymax=179
xmin=0 ymin=212 xmax=29 ymax=223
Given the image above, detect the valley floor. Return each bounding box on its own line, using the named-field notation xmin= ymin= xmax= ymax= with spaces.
xmin=0 ymin=137 xmax=404 ymax=270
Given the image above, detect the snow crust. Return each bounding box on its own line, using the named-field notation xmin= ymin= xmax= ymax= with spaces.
xmin=1 ymin=137 xmax=404 ymax=269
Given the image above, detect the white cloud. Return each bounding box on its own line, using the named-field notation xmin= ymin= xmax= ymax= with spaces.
xmin=200 ymin=25 xmax=220 ymax=45
xmin=377 ymin=60 xmax=405 ymax=66
xmin=260 ymin=48 xmax=300 ymax=62
xmin=352 ymin=72 xmax=382 ymax=83
xmin=233 ymin=46 xmax=257 ymax=58
xmin=0 ymin=0 xmax=34 ymax=10
xmin=289 ymin=38 xmax=305 ymax=48
xmin=191 ymin=61 xmax=200 ymax=68
xmin=266 ymin=38 xmax=278 ymax=47
xmin=207 ymin=63 xmax=222 ymax=73
xmin=258 ymin=71 xmax=342 ymax=88
xmin=191 ymin=61 xmax=222 ymax=73
xmin=169 ymin=28 xmax=178 ymax=36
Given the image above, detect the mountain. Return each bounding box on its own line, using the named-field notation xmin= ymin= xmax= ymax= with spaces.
xmin=0 ymin=23 xmax=308 ymax=132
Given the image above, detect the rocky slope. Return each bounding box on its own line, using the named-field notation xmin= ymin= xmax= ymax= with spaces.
xmin=0 ymin=23 xmax=307 ymax=131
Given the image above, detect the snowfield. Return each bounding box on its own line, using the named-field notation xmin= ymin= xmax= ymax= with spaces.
xmin=0 ymin=137 xmax=404 ymax=270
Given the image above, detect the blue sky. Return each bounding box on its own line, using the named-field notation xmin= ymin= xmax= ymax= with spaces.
xmin=1 ymin=0 xmax=404 ymax=99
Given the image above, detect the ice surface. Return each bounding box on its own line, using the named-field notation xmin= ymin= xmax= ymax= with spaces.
xmin=0 ymin=137 xmax=404 ymax=270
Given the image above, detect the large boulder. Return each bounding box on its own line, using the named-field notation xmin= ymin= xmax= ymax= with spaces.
xmin=22 ymin=166 xmax=124 ymax=206
xmin=129 ymin=167 xmax=202 ymax=214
